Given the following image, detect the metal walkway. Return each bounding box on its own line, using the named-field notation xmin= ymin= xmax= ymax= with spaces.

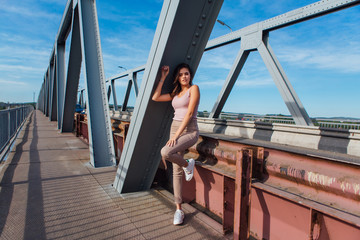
xmin=0 ymin=110 xmax=229 ymax=240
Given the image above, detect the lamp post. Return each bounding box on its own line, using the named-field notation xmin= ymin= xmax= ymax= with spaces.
xmin=118 ymin=66 xmax=127 ymax=71
xmin=216 ymin=19 xmax=233 ymax=32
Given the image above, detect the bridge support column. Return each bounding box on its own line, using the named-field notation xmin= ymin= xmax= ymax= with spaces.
xmin=113 ymin=0 xmax=224 ymax=193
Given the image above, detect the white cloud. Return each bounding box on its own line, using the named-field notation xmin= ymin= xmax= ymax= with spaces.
xmin=236 ymin=78 xmax=273 ymax=87
xmin=0 ymin=79 xmax=28 ymax=86
xmin=277 ymin=45 xmax=360 ymax=73
xmin=0 ymin=64 xmax=43 ymax=73
xmin=198 ymin=79 xmax=225 ymax=87
xmin=0 ymin=4 xmax=60 ymax=19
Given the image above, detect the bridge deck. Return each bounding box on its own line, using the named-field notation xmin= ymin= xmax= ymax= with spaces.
xmin=0 ymin=110 xmax=228 ymax=240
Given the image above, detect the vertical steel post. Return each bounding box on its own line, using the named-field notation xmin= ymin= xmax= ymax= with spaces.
xmin=107 ymin=85 xmax=111 ymax=102
xmin=209 ymin=48 xmax=250 ymax=118
xmin=132 ymin=72 xmax=139 ymax=97
xmin=77 ymin=0 xmax=116 ymax=167
xmin=49 ymin=55 xmax=57 ymax=121
xmin=79 ymin=89 xmax=84 ymax=108
xmin=62 ymin=6 xmax=82 ymax=132
xmin=56 ymin=43 xmax=66 ymax=129
xmin=257 ymin=35 xmax=313 ymax=126
xmin=114 ymin=0 xmax=224 ymax=193
xmin=121 ymin=78 xmax=133 ymax=111
xmin=111 ymin=80 xmax=118 ymax=111
xmin=234 ymin=149 xmax=253 ymax=240
xmin=44 ymin=70 xmax=50 ymax=117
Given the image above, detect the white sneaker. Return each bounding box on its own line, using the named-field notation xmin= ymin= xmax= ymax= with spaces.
xmin=173 ymin=209 xmax=184 ymax=225
xmin=183 ymin=158 xmax=195 ymax=181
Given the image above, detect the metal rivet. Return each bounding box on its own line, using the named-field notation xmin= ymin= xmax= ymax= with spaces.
xmin=192 ymin=41 xmax=196 ymax=46
xmin=202 ymin=14 xmax=206 ymax=19
xmin=198 ymin=23 xmax=203 ymax=28
xmin=195 ymin=32 xmax=200 ymax=37
xmin=187 ymin=55 xmax=191 ymax=60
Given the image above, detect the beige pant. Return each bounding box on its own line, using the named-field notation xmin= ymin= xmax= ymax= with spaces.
xmin=161 ymin=118 xmax=199 ymax=204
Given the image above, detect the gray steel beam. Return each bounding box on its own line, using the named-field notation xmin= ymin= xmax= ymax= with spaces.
xmin=257 ymin=36 xmax=313 ymax=126
xmin=206 ymin=0 xmax=360 ymax=50
xmin=47 ymin=67 xmax=52 ymax=118
xmin=107 ymin=65 xmax=145 ymax=82
xmin=107 ymin=85 xmax=111 ymax=102
xmin=62 ymin=6 xmax=82 ymax=132
xmin=121 ymin=79 xmax=132 ymax=111
xmin=78 ymin=89 xmax=84 ymax=107
xmin=77 ymin=0 xmax=116 ymax=167
xmin=132 ymin=72 xmax=139 ymax=97
xmin=44 ymin=69 xmax=49 ymax=117
xmin=114 ymin=0 xmax=223 ymax=193
xmin=57 ymin=0 xmax=73 ymax=43
xmin=56 ymin=43 xmax=66 ymax=129
xmin=50 ymin=55 xmax=57 ymax=121
xmin=49 ymin=56 xmax=57 ymax=121
xmin=110 ymin=80 xmax=118 ymax=111
xmin=209 ymin=48 xmax=250 ymax=118
xmin=38 ymin=82 xmax=44 ymax=112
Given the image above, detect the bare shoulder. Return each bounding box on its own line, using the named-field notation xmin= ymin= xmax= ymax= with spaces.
xmin=190 ymin=84 xmax=200 ymax=92
xmin=189 ymin=85 xmax=200 ymax=100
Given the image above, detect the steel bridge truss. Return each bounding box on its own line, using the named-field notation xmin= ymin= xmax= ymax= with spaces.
xmin=37 ymin=0 xmax=359 ymax=193
xmin=110 ymin=0 xmax=359 ymax=192
xmin=113 ymin=0 xmax=224 ymax=193
xmin=38 ymin=0 xmax=115 ymax=167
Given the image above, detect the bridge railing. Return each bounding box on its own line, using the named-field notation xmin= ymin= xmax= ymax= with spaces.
xmin=0 ymin=105 xmax=33 ymax=161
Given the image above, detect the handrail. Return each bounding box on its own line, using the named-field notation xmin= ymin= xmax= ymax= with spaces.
xmin=0 ymin=106 xmax=34 ymax=162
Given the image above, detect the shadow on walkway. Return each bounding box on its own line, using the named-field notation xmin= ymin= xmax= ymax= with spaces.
xmin=0 ymin=111 xmax=227 ymax=240
xmin=0 ymin=112 xmax=33 ymax=235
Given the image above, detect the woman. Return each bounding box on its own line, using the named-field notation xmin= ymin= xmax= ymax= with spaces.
xmin=152 ymin=63 xmax=200 ymax=225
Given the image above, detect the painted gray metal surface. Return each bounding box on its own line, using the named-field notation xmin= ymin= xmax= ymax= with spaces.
xmin=121 ymin=72 xmax=139 ymax=111
xmin=258 ymin=38 xmax=313 ymax=126
xmin=55 ymin=0 xmax=72 ymax=129
xmin=206 ymin=0 xmax=360 ymax=125
xmin=62 ymin=7 xmax=82 ymax=132
xmin=36 ymin=0 xmax=115 ymax=167
xmin=121 ymin=79 xmax=133 ymax=111
xmin=56 ymin=43 xmax=66 ymax=130
xmin=107 ymin=66 xmax=143 ymax=111
xmin=78 ymin=89 xmax=85 ymax=107
xmin=210 ymin=31 xmax=313 ymax=125
xmin=206 ymin=0 xmax=360 ymax=50
xmin=209 ymin=48 xmax=250 ymax=118
xmin=113 ymin=0 xmax=224 ymax=193
xmin=110 ymin=80 xmax=118 ymax=110
xmin=49 ymin=56 xmax=57 ymax=121
xmin=44 ymin=69 xmax=49 ymax=117
xmin=77 ymin=0 xmax=115 ymax=167
xmin=206 ymin=0 xmax=359 ymax=125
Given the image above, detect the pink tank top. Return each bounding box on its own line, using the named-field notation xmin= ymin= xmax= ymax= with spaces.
xmin=172 ymin=88 xmax=198 ymax=121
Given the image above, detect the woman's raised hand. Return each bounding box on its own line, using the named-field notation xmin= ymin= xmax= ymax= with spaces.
xmin=161 ymin=65 xmax=169 ymax=79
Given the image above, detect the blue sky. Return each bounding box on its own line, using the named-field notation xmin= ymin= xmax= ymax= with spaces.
xmin=0 ymin=0 xmax=359 ymax=118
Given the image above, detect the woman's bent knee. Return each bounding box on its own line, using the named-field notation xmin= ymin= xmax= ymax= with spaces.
xmin=161 ymin=146 xmax=170 ymax=160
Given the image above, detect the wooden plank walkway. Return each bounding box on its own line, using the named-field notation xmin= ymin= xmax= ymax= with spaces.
xmin=0 ymin=110 xmax=228 ymax=240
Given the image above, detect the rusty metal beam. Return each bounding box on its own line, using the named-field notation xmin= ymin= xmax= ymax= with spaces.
xmin=234 ymin=149 xmax=253 ymax=240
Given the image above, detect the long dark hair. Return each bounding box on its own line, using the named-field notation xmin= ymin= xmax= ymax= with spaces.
xmin=171 ymin=63 xmax=193 ymax=97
